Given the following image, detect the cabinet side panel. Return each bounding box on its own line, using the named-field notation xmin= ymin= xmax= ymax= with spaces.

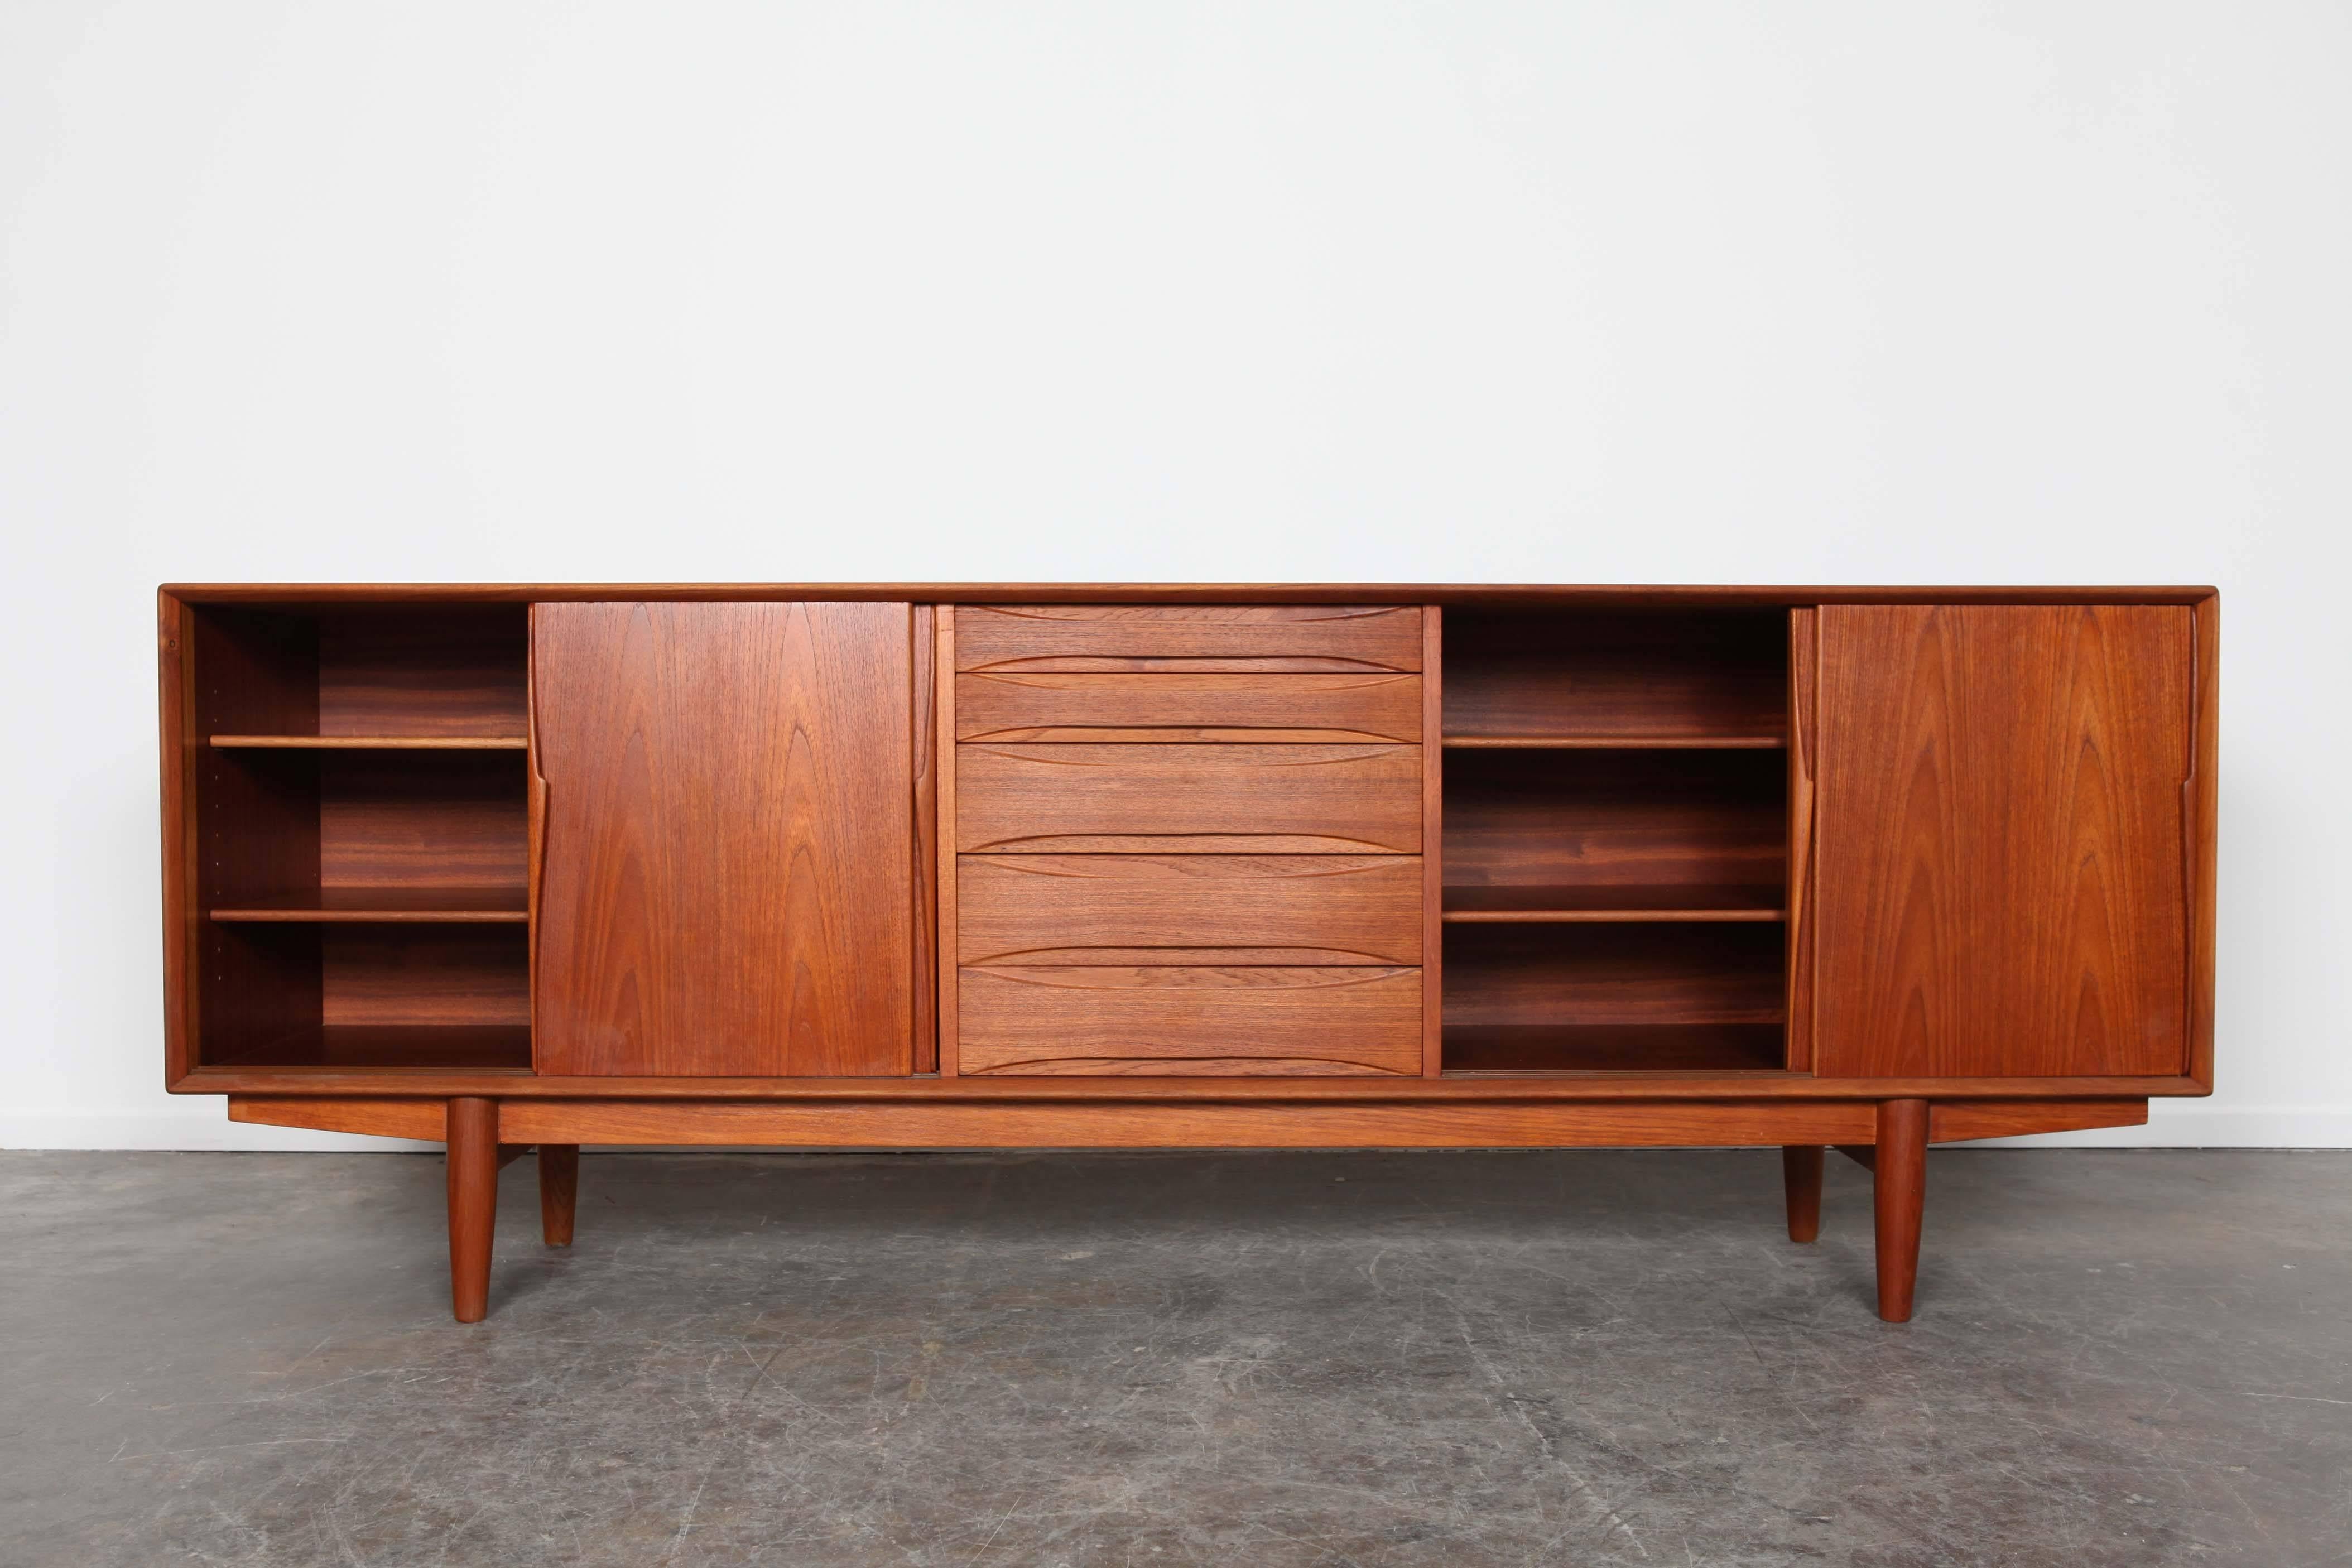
xmin=1815 ymin=606 xmax=2191 ymax=1078
xmin=532 ymin=602 xmax=914 ymax=1075
xmin=2186 ymin=595 xmax=2218 ymax=1090
xmin=160 ymin=593 xmax=196 ymax=1081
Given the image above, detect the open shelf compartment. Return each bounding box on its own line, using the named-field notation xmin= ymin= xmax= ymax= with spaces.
xmin=1436 ymin=607 xmax=1796 ymax=1074
xmin=187 ymin=602 xmax=533 ymax=1071
xmin=1441 ymin=924 xmax=1788 ymax=1074
xmin=200 ymin=748 xmax=529 ymax=918
xmin=1443 ymin=608 xmax=1787 ymax=745
xmin=198 ymin=924 xmax=532 ymax=1071
xmin=1444 ymin=747 xmax=1787 ymax=920
xmin=192 ymin=602 xmax=528 ymax=744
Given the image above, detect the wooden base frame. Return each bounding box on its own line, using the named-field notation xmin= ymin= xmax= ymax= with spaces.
xmin=234 ymin=1093 xmax=2142 ymax=1323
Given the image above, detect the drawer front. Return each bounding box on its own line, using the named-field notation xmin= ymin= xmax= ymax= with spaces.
xmin=959 ymin=965 xmax=1422 ymax=1075
xmin=960 ymin=854 xmax=1423 ymax=965
xmin=957 ymin=605 xmax=1422 ymax=673
xmin=956 ymin=743 xmax=1422 ymax=854
xmin=956 ymin=672 xmax=1422 ymax=743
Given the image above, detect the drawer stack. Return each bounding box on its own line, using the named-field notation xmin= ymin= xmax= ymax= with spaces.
xmin=947 ymin=605 xmax=1430 ymax=1075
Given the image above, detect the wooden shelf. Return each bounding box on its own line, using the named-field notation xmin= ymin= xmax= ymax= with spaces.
xmin=211 ymin=735 xmax=527 ymax=750
xmin=207 ymin=1025 xmax=533 ymax=1072
xmin=1442 ymin=735 xmax=1785 ymax=749
xmin=1444 ymin=1024 xmax=1786 ymax=1075
xmin=210 ymin=887 xmax=528 ymax=923
xmin=1443 ymin=884 xmax=1785 ymax=922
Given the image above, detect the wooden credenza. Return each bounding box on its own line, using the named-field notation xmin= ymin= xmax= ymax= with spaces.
xmin=158 ymin=586 xmax=2218 ymax=1322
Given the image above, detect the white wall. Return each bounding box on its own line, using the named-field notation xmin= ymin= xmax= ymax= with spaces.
xmin=3 ymin=1 xmax=2346 ymax=1150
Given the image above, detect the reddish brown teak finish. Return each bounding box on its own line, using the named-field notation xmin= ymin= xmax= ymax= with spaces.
xmin=530 ymin=602 xmax=916 ymax=1076
xmin=1812 ymin=606 xmax=2194 ymax=1079
xmin=157 ymin=584 xmax=2217 ymax=1324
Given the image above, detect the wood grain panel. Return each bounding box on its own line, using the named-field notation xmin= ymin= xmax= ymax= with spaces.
xmin=532 ymin=602 xmax=915 ymax=1076
xmin=1444 ymin=749 xmax=1785 ymax=889
xmin=493 ymin=1096 xmax=1875 ymax=1147
xmin=1928 ymin=1099 xmax=2148 ymax=1142
xmin=322 ymin=926 xmax=530 ymax=1027
xmin=318 ymin=606 xmax=527 ymax=737
xmin=957 ymin=743 xmax=1421 ymax=853
xmin=1444 ymin=925 xmax=1786 ymax=1028
xmin=1816 ymin=605 xmax=2192 ymax=1078
xmin=319 ymin=751 xmax=527 ymax=892
xmin=1443 ymin=609 xmax=1787 ymax=740
xmin=959 ymin=966 xmax=1422 ymax=1075
xmin=230 ymin=1095 xmax=448 ymax=1140
xmin=955 ymin=672 xmax=1422 ymax=742
xmin=957 ymin=605 xmax=1422 ymax=672
xmin=959 ymin=854 xmax=1422 ymax=965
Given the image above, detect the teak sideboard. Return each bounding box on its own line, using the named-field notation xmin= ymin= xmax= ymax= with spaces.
xmin=157 ymin=585 xmax=2218 ymax=1324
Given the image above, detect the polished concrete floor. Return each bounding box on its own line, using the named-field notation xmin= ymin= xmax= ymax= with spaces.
xmin=3 ymin=1149 xmax=2346 ymax=1566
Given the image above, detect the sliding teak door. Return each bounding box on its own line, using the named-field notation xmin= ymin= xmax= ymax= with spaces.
xmin=532 ymin=602 xmax=915 ymax=1075
xmin=1812 ymin=605 xmax=2195 ymax=1079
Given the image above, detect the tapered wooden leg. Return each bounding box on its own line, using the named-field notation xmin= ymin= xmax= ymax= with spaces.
xmin=538 ymin=1144 xmax=579 ymax=1247
xmin=446 ymin=1097 xmax=498 ymax=1324
xmin=1781 ymin=1146 xmax=1824 ymax=1243
xmin=1873 ymin=1099 xmax=1928 ymax=1322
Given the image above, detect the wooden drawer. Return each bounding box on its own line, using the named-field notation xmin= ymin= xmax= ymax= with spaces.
xmin=958 ymin=965 xmax=1422 ymax=1075
xmin=959 ymin=854 xmax=1423 ymax=965
xmin=956 ymin=671 xmax=1422 ymax=743
xmin=956 ymin=743 xmax=1422 ymax=853
xmin=956 ymin=605 xmax=1422 ymax=673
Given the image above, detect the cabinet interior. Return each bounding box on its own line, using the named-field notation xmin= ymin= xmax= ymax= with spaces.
xmin=195 ymin=603 xmax=528 ymax=739
xmin=1442 ymin=608 xmax=1787 ymax=744
xmin=180 ymin=599 xmax=1802 ymax=1079
xmin=188 ymin=603 xmax=533 ymax=1072
xmin=1440 ymin=608 xmax=1792 ymax=1074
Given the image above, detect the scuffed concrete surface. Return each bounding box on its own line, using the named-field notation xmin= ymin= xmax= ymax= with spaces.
xmin=2 ymin=1149 xmax=2346 ymax=1565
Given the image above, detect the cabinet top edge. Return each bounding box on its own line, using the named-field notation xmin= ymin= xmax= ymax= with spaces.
xmin=158 ymin=583 xmax=2221 ymax=607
